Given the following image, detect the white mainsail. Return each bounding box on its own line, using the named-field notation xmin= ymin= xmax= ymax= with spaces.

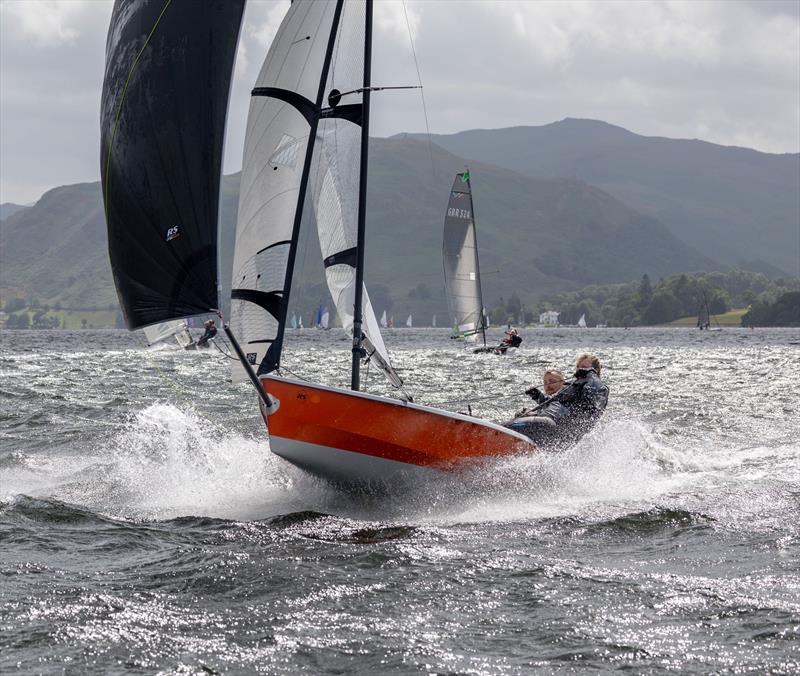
xmin=406 ymin=315 xmax=413 ymax=328
xmin=230 ymin=1 xmax=337 ymax=380
xmin=380 ymin=310 xmax=388 ymax=328
xmin=578 ymin=314 xmax=587 ymax=328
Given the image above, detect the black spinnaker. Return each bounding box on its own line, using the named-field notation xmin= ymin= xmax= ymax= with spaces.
xmin=100 ymin=0 xmax=245 ymax=329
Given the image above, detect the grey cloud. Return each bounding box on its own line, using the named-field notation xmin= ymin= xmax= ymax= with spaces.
xmin=1 ymin=0 xmax=797 ymax=205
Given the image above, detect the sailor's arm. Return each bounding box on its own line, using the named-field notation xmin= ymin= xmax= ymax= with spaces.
xmin=582 ymin=375 xmax=609 ymax=414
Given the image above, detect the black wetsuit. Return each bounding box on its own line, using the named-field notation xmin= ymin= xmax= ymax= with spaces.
xmin=197 ymin=325 xmax=217 ymax=347
xmin=509 ymin=369 xmax=609 ymax=449
xmin=496 ymin=334 xmax=522 ymax=353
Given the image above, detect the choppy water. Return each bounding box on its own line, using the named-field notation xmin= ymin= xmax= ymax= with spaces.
xmin=1 ymin=327 xmax=799 ymax=674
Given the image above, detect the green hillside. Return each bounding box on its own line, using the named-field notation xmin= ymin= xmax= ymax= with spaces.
xmin=668 ymin=308 xmax=748 ymax=327
xmin=2 ymin=137 xmax=718 ymax=321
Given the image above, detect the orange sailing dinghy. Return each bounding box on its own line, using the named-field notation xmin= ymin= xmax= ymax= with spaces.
xmin=222 ymin=0 xmax=536 ymax=483
xmin=259 ymin=376 xmax=533 ymax=483
xmin=99 ymin=0 xmax=536 ymax=486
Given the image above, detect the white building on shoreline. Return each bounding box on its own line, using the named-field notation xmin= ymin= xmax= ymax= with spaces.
xmin=538 ymin=310 xmax=560 ymax=327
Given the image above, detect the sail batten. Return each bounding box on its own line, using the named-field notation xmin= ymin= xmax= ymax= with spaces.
xmin=100 ymin=0 xmax=245 ymax=329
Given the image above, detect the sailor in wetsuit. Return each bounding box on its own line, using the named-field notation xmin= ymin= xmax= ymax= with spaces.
xmin=508 ymin=353 xmax=609 ymax=449
xmin=197 ymin=319 xmax=218 ymax=347
xmin=496 ymin=327 xmax=522 ymax=354
xmin=523 ymin=368 xmax=566 ymax=405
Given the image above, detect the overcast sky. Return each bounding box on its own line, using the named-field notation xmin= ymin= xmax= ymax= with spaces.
xmin=1 ymin=0 xmax=798 ymax=205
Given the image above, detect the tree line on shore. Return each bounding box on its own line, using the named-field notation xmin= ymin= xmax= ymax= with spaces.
xmin=3 ymin=269 xmax=798 ymax=329
xmin=487 ymin=270 xmax=800 ymax=327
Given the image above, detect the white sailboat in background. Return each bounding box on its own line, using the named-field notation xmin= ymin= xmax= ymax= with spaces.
xmin=577 ymin=314 xmax=587 ymax=328
xmin=432 ymin=314 xmax=436 ymax=327
xmin=380 ymin=310 xmax=388 ymax=328
xmin=698 ymin=291 xmax=723 ymax=331
xmin=290 ymin=313 xmax=298 ymax=330
xmin=406 ymin=315 xmax=413 ymax=328
xmin=142 ymin=319 xmax=195 ymax=349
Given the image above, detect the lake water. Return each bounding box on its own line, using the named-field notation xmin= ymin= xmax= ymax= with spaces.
xmin=1 ymin=327 xmax=799 ymax=674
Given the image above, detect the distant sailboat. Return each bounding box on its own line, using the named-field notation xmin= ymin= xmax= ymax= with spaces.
xmin=406 ymin=314 xmax=413 ymax=328
xmin=443 ymin=170 xmax=486 ymax=346
xmin=577 ymin=314 xmax=587 ymax=328
xmin=698 ymin=292 xmax=723 ymax=331
xmin=432 ymin=314 xmax=436 ymax=327
xmin=142 ymin=319 xmax=195 ymax=349
xmin=290 ymin=313 xmax=298 ymax=330
xmin=380 ymin=310 xmax=388 ymax=328
xmin=314 ymin=304 xmax=330 ymax=330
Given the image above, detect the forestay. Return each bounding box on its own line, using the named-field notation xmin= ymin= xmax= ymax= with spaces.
xmin=100 ymin=0 xmax=244 ymax=329
xmin=443 ymin=171 xmax=486 ymax=343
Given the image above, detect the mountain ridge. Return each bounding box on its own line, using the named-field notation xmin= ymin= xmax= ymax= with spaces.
xmin=1 ymin=131 xmax=762 ymax=321
xmin=404 ymin=118 xmax=799 ymax=276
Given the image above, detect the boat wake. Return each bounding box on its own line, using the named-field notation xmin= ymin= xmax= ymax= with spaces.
xmin=4 ymin=401 xmax=795 ymax=529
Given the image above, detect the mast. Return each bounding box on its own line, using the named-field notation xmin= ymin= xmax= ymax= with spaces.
xmin=351 ymin=0 xmax=373 ymax=391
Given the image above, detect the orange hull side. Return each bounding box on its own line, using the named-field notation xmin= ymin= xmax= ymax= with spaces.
xmin=261 ymin=377 xmax=534 ymax=470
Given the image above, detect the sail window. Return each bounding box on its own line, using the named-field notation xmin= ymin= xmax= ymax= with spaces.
xmin=269 ymin=134 xmax=302 ymax=168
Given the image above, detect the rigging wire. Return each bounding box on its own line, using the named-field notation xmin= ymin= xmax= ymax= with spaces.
xmin=210 ymin=335 xmax=238 ymax=361
xmin=402 ymin=0 xmax=436 ymax=180
xmin=278 ymin=363 xmax=310 ymax=382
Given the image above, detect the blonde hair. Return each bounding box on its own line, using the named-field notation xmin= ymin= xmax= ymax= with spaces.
xmin=576 ymin=352 xmax=601 ymax=376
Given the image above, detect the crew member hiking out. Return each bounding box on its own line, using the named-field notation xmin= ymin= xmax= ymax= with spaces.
xmin=507 ymin=353 xmax=609 ymax=450
xmin=197 ymin=319 xmax=217 ymax=348
xmin=496 ymin=327 xmax=522 ymax=354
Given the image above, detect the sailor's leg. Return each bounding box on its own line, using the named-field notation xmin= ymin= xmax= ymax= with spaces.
xmin=506 ymin=416 xmax=558 ymax=445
